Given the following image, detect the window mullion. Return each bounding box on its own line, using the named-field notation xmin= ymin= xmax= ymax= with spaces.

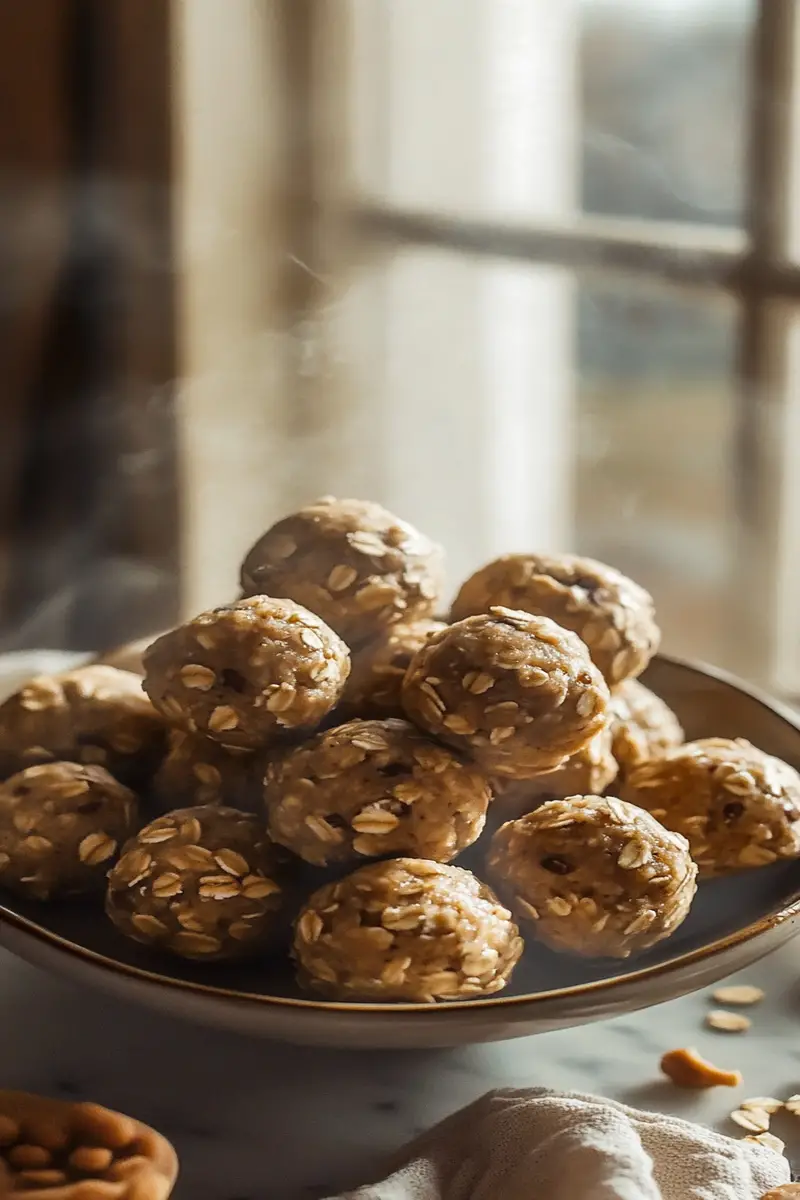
xmin=735 ymin=0 xmax=798 ymax=687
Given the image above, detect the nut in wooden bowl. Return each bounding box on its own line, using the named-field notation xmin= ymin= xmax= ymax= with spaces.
xmin=0 ymin=1090 xmax=178 ymax=1198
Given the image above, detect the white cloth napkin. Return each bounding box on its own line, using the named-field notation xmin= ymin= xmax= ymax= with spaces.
xmin=330 ymin=1088 xmax=791 ymax=1200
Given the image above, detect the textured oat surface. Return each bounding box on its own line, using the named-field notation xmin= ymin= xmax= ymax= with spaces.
xmin=265 ymin=717 xmax=491 ymax=867
xmin=106 ymin=805 xmax=292 ymax=961
xmin=0 ymin=665 xmax=166 ymax=786
xmin=621 ymin=738 xmax=800 ymax=877
xmin=239 ymin=497 xmax=444 ymax=647
xmin=493 ymin=724 xmax=618 ymax=820
xmin=339 ymin=618 xmax=445 ymax=719
xmin=451 ymin=552 xmax=660 ymax=685
xmin=143 ymin=596 xmax=350 ymax=750
xmin=293 ymin=857 xmax=523 ymax=1002
xmin=609 ymin=678 xmax=684 ymax=779
xmin=401 ymin=608 xmax=609 ymax=778
xmin=487 ymin=795 xmax=697 ymax=958
xmin=154 ymin=729 xmax=262 ymax=813
xmin=0 ymin=762 xmax=138 ymax=900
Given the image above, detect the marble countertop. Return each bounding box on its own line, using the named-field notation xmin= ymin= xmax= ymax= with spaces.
xmin=1 ymin=944 xmax=799 ymax=1199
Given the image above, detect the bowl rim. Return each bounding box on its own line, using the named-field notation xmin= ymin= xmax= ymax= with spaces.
xmin=2 ymin=652 xmax=800 ymax=1021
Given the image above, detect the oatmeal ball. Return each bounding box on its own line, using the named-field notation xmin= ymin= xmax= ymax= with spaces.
xmin=143 ymin=596 xmax=350 ymax=751
xmin=609 ymin=679 xmax=683 ymax=780
xmin=0 ymin=665 xmax=166 ymax=786
xmin=487 ymin=795 xmax=697 ymax=958
xmin=293 ymin=858 xmax=523 ymax=1002
xmin=401 ymin=608 xmax=609 ymax=779
xmin=153 ymin=729 xmax=262 ymax=813
xmin=106 ymin=806 xmax=291 ymax=961
xmin=451 ymin=552 xmax=660 ymax=685
xmin=493 ymin=725 xmax=618 ymax=820
xmin=93 ymin=633 xmax=166 ymax=676
xmin=339 ymin=618 xmax=446 ymax=719
xmin=621 ymin=738 xmax=800 ymax=877
xmin=265 ymin=717 xmax=491 ymax=867
xmin=0 ymin=762 xmax=138 ymax=900
xmin=240 ymin=497 xmax=444 ymax=647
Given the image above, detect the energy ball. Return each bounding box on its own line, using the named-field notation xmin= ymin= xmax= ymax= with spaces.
xmin=451 ymin=552 xmax=660 ymax=685
xmin=0 ymin=762 xmax=138 ymax=900
xmin=143 ymin=596 xmax=350 ymax=750
xmin=620 ymin=738 xmax=800 ymax=877
xmin=293 ymin=858 xmax=523 ymax=1002
xmin=0 ymin=665 xmax=166 ymax=786
xmin=609 ymin=679 xmax=683 ymax=780
xmin=265 ymin=717 xmax=491 ymax=867
xmin=401 ymin=608 xmax=609 ymax=779
xmin=106 ymin=805 xmax=291 ymax=961
xmin=493 ymin=725 xmax=618 ymax=821
xmin=153 ymin=729 xmax=262 ymax=813
xmin=239 ymin=497 xmax=444 ymax=647
xmin=339 ymin=618 xmax=446 ymax=719
xmin=487 ymin=795 xmax=697 ymax=958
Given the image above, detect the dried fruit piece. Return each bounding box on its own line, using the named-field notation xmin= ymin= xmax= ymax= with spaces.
xmin=659 ymin=1046 xmax=742 ymax=1089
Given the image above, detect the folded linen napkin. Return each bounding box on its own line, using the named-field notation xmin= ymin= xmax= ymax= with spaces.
xmin=329 ymin=1088 xmax=791 ymax=1200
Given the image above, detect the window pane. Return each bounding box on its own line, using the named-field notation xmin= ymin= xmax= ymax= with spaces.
xmin=348 ymin=0 xmax=578 ymax=223
xmin=576 ymin=277 xmax=740 ymax=670
xmin=325 ymin=246 xmax=755 ymax=681
xmin=580 ymin=1 xmax=755 ymax=227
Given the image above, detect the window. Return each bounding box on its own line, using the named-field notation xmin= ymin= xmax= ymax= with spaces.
xmin=175 ymin=0 xmax=800 ymax=692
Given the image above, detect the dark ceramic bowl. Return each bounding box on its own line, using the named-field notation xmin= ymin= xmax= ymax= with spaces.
xmin=1 ymin=654 xmax=799 ymax=1048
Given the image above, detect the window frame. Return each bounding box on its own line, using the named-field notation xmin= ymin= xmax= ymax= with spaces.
xmin=340 ymin=0 xmax=800 ymax=690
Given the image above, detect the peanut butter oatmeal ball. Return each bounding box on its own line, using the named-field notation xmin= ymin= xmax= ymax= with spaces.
xmin=620 ymin=738 xmax=800 ymax=877
xmin=153 ymin=729 xmax=262 ymax=813
xmin=493 ymin=725 xmax=618 ymax=820
xmin=143 ymin=596 xmax=350 ymax=751
xmin=451 ymin=552 xmax=660 ymax=685
xmin=0 ymin=665 xmax=166 ymax=786
xmin=0 ymin=762 xmax=138 ymax=900
xmin=293 ymin=858 xmax=523 ymax=1002
xmin=239 ymin=497 xmax=444 ymax=647
xmin=487 ymin=795 xmax=697 ymax=958
xmin=265 ymin=717 xmax=491 ymax=867
xmin=339 ymin=618 xmax=446 ymax=719
xmin=401 ymin=608 xmax=609 ymax=779
xmin=106 ymin=806 xmax=291 ymax=961
xmin=609 ymin=679 xmax=683 ymax=780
